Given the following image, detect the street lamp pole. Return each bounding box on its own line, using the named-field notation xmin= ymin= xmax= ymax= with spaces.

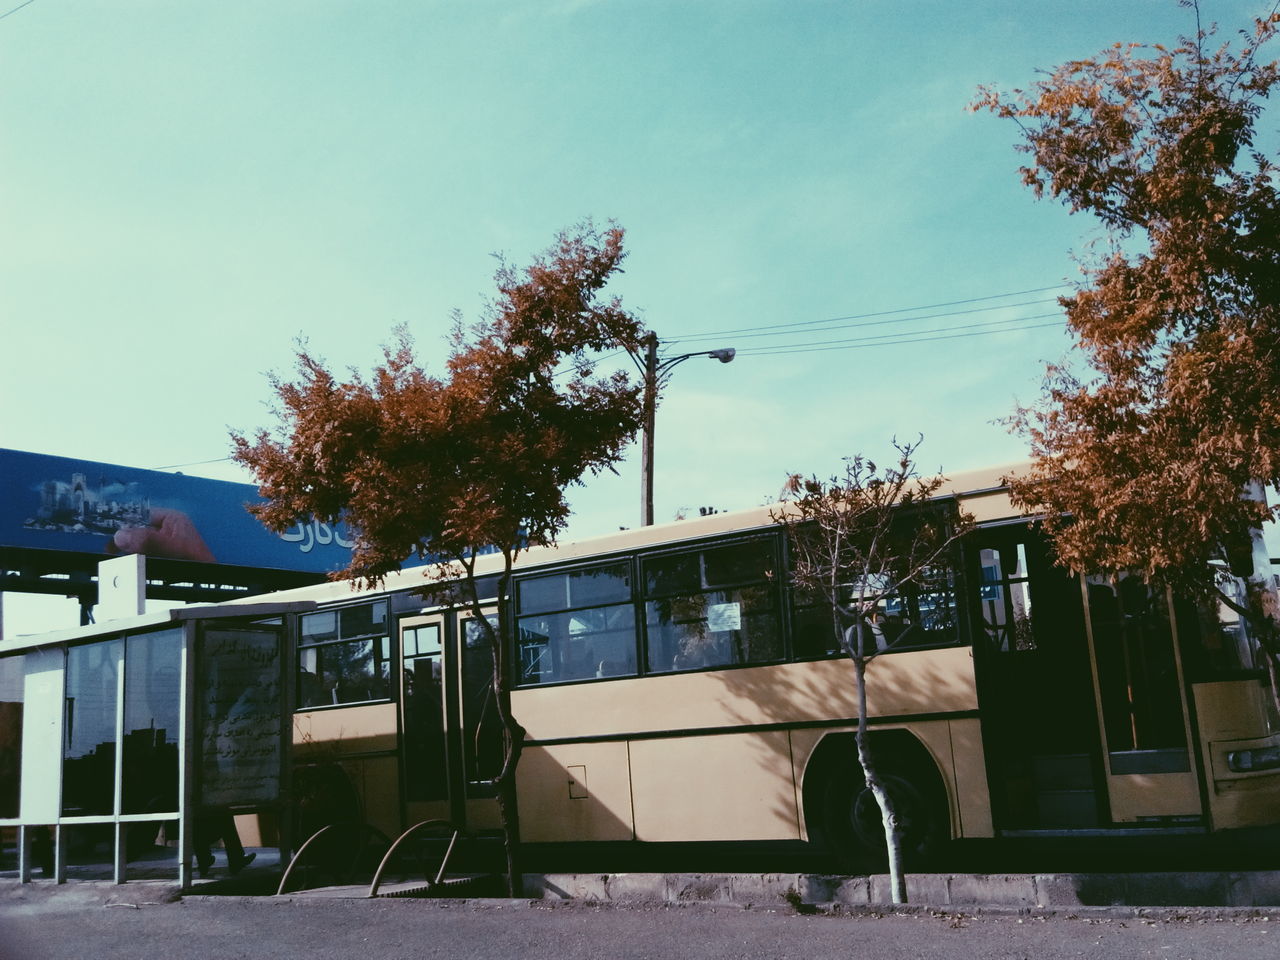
xmin=639 ymin=332 xmax=736 ymax=527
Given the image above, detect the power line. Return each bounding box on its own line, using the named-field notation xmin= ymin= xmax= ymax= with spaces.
xmin=555 ymin=289 xmax=1069 ymax=374
xmin=0 ymin=0 xmax=37 ymax=22
xmin=668 ymin=284 xmax=1070 ymax=341
xmin=149 ymin=456 xmax=234 ymax=471
xmin=738 ymin=317 xmax=1065 ymax=357
xmin=734 ymin=310 xmax=1062 ymax=353
xmin=676 ymin=296 xmax=1063 ymax=345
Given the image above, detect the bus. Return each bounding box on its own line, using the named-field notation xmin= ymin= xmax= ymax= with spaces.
xmin=252 ymin=463 xmax=1280 ymax=865
xmin=8 ymin=464 xmax=1277 ymax=884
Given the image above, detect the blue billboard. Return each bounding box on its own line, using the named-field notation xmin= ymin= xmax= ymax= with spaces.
xmin=0 ymin=448 xmax=374 ymax=575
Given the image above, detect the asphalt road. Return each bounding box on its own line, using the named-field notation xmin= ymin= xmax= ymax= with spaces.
xmin=1 ymin=898 xmax=1277 ymax=960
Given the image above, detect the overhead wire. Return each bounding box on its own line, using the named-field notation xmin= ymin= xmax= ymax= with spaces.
xmin=0 ymin=0 xmax=37 ymax=22
xmin=739 ymin=317 xmax=1066 ymax=357
xmin=667 ymin=283 xmax=1070 ymax=342
xmin=733 ymin=310 xmax=1063 ymax=353
xmin=156 ymin=283 xmax=1074 ymax=464
xmin=149 ymin=456 xmax=234 ymax=470
xmin=678 ymin=296 xmax=1064 ymax=344
xmin=553 ymin=284 xmax=1071 ymax=374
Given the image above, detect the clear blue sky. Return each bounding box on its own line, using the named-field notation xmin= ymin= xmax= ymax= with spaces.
xmin=2 ymin=1 xmax=1275 ymax=630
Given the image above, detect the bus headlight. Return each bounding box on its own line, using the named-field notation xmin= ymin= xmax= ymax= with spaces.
xmin=1227 ymin=745 xmax=1280 ymax=773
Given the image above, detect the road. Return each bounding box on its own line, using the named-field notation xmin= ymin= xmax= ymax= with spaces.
xmin=1 ymin=898 xmax=1276 ymax=960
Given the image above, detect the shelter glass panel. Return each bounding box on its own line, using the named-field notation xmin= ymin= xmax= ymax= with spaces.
xmin=63 ymin=639 xmax=122 ymax=816
xmin=122 ymin=629 xmax=181 ymax=815
xmin=0 ymin=655 xmax=23 ymax=819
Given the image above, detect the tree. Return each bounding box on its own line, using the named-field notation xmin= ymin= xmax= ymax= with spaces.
xmin=772 ymin=439 xmax=969 ymax=904
xmin=973 ymin=5 xmax=1280 ymax=700
xmin=231 ymin=221 xmax=648 ymax=895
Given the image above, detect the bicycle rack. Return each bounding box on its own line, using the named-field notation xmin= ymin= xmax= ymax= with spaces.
xmin=367 ymin=819 xmax=465 ymax=898
xmin=276 ymin=821 xmax=391 ymax=896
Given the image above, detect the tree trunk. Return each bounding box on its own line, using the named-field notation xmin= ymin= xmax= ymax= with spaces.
xmin=491 ymin=580 xmax=525 ymax=898
xmin=494 ymin=720 xmax=524 ymax=897
xmin=852 ymin=640 xmax=906 ymax=904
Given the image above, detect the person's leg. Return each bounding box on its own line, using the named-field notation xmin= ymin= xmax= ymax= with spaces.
xmin=221 ymin=812 xmax=255 ymax=874
xmin=193 ymin=814 xmax=214 ymax=877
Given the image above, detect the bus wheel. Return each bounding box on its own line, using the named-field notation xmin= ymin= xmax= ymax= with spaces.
xmin=822 ymin=767 xmax=943 ymax=871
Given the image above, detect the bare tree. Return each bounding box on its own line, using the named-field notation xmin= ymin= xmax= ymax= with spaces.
xmin=772 ymin=438 xmax=969 ymax=904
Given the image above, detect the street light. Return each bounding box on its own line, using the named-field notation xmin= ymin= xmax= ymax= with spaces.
xmin=639 ymin=332 xmax=736 ymax=527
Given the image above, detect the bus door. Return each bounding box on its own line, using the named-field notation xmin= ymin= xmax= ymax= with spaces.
xmin=1081 ymin=575 xmax=1201 ymax=823
xmin=399 ymin=614 xmax=452 ymax=825
xmin=399 ymin=610 xmax=504 ymax=832
xmin=972 ymin=526 xmax=1110 ymax=831
xmin=455 ymin=609 xmax=504 ymax=832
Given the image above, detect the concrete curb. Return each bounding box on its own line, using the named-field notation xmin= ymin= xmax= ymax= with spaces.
xmin=8 ymin=870 xmax=1280 ymax=916
xmin=525 ymin=870 xmax=1280 ymax=910
xmin=180 ymin=895 xmax=1280 ymax=923
xmin=0 ymin=879 xmax=182 ymax=910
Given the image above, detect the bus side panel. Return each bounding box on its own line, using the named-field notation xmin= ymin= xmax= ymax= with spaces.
xmin=629 ymin=732 xmax=800 ymax=842
xmin=946 ymin=718 xmax=995 ymax=839
xmin=292 ymin=704 xmax=399 ymax=756
xmin=1194 ymin=680 xmax=1280 ymax=829
xmin=292 ymin=704 xmax=401 ymax=838
xmin=513 ymin=647 xmax=978 ymax=742
xmin=516 ymin=742 xmax=634 ymax=842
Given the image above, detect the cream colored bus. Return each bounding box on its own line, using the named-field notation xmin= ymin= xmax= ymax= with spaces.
xmin=264 ymin=466 xmax=1280 ymax=865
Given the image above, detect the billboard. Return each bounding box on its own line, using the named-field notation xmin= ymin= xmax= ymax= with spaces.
xmin=0 ymin=448 xmax=378 ymax=575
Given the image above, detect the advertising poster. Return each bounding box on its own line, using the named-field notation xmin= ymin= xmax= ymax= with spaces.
xmin=197 ymin=627 xmax=281 ymax=808
xmin=0 ymin=448 xmax=415 ymax=575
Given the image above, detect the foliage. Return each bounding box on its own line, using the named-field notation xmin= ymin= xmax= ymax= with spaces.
xmin=231 ymin=221 xmax=648 ymax=892
xmin=772 ymin=438 xmax=970 ymax=904
xmin=232 ymin=221 xmax=646 ymax=588
xmin=779 ymin=443 xmax=967 ymax=647
xmin=972 ymin=8 xmax=1280 ymax=609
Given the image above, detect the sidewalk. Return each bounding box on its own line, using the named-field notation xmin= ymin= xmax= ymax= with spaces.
xmin=7 ymin=868 xmax=1280 ymax=914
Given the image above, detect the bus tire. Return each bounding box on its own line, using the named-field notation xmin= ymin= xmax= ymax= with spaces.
xmin=821 ymin=765 xmax=944 ymax=871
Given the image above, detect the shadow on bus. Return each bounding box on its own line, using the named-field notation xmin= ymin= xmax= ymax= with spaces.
xmin=695 ymin=655 xmax=1280 ymax=876
xmin=703 ymin=652 xmax=955 ymax=865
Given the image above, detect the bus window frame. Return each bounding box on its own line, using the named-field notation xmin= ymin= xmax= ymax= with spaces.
xmin=295 ymin=599 xmax=394 ymax=711
xmin=639 ymin=533 xmax=788 ymax=676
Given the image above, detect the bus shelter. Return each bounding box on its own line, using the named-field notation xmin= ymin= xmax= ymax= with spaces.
xmin=0 ymin=600 xmax=313 ymax=888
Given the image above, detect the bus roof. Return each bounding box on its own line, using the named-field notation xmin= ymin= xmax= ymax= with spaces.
xmin=209 ymin=461 xmax=1031 ymax=610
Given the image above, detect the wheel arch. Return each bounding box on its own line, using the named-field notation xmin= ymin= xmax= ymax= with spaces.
xmin=799 ymin=728 xmax=952 ymax=847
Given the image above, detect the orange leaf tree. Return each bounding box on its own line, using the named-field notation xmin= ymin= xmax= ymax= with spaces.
xmin=974 ymin=5 xmax=1280 ymax=697
xmin=231 ymin=222 xmax=648 ymax=894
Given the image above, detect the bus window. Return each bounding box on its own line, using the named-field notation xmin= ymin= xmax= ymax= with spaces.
xmin=1176 ymin=578 xmax=1265 ymax=679
xmin=643 ymin=538 xmax=784 ymax=673
xmin=1086 ymin=574 xmax=1190 ymax=772
xmin=297 ymin=601 xmax=391 ymax=708
xmin=979 ymin=543 xmax=1034 ymax=652
xmin=791 ymin=583 xmax=840 ymax=658
xmin=791 ymin=566 xmax=960 ymax=660
xmin=515 ymin=562 xmax=637 ymax=684
xmin=461 ymin=617 xmax=504 ymax=794
xmin=402 ymin=623 xmax=446 ymax=802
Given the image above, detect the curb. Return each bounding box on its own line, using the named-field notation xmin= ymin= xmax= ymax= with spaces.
xmin=179 ymin=894 xmax=1280 ymax=923
xmin=524 ymin=870 xmax=1280 ymax=910
xmin=8 ymin=870 xmax=1280 ymax=917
